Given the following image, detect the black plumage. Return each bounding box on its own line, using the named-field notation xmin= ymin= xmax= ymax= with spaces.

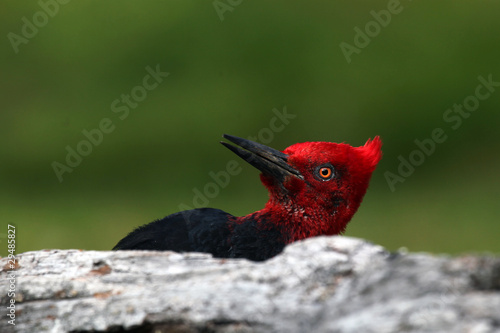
xmin=112 ymin=134 xmax=382 ymax=261
xmin=113 ymin=208 xmax=285 ymax=262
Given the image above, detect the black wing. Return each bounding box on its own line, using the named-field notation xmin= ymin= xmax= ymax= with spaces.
xmin=228 ymin=214 xmax=286 ymax=261
xmin=112 ymin=208 xmax=233 ymax=257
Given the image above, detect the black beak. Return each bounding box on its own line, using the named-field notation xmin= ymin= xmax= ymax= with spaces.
xmin=221 ymin=134 xmax=303 ymax=182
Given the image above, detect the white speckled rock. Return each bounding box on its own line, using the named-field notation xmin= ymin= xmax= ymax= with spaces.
xmin=1 ymin=236 xmax=499 ymax=333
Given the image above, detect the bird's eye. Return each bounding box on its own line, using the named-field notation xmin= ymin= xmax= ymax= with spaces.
xmin=315 ymin=164 xmax=335 ymax=181
xmin=319 ymin=167 xmax=332 ymax=179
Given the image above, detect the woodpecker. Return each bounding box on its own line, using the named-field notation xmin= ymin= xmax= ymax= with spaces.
xmin=113 ymin=134 xmax=382 ymax=261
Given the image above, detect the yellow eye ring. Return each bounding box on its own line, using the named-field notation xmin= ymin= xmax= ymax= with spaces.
xmin=319 ymin=167 xmax=332 ymax=179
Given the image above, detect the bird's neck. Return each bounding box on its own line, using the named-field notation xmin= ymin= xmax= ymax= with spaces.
xmin=239 ymin=198 xmax=351 ymax=244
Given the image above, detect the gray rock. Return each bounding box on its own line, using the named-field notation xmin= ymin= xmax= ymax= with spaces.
xmin=1 ymin=236 xmax=499 ymax=333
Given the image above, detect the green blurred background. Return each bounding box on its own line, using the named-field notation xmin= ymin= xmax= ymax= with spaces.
xmin=1 ymin=1 xmax=499 ymax=257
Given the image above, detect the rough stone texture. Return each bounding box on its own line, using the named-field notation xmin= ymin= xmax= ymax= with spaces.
xmin=1 ymin=236 xmax=500 ymax=333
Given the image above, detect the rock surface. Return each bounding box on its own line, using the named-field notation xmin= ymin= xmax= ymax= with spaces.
xmin=1 ymin=236 xmax=500 ymax=333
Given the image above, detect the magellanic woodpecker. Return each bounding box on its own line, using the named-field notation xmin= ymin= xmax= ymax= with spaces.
xmin=113 ymin=134 xmax=382 ymax=261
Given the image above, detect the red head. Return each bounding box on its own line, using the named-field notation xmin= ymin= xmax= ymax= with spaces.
xmin=222 ymin=135 xmax=382 ymax=243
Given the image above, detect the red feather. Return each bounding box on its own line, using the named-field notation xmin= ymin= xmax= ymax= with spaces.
xmin=246 ymin=137 xmax=383 ymax=243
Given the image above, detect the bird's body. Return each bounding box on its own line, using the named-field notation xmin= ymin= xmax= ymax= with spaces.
xmin=113 ymin=208 xmax=286 ymax=261
xmin=113 ymin=134 xmax=382 ymax=261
